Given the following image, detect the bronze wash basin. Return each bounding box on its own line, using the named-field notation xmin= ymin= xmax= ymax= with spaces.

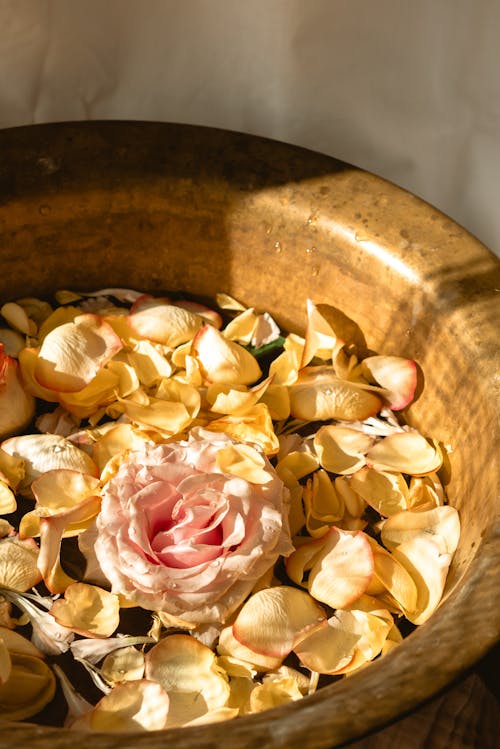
xmin=0 ymin=121 xmax=498 ymax=748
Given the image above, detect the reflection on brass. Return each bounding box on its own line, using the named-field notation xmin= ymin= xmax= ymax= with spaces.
xmin=0 ymin=122 xmax=498 ymax=749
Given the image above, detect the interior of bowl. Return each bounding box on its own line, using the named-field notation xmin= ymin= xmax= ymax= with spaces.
xmin=0 ymin=121 xmax=498 ymax=749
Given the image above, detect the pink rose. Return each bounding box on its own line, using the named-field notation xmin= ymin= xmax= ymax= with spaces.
xmin=94 ymin=429 xmax=292 ymax=623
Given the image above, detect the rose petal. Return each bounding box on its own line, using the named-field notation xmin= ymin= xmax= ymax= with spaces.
xmin=361 ymin=355 xmax=417 ymax=410
xmin=391 ymin=537 xmax=452 ymax=624
xmin=381 ymin=505 xmax=461 ymax=555
xmin=232 ymin=586 xmax=326 ymax=657
xmin=0 ymin=536 xmax=41 ymax=591
xmin=207 ymin=376 xmax=272 ymax=416
xmin=366 ymin=432 xmax=443 ymax=476
xmin=77 ymin=679 xmax=170 ymax=732
xmin=349 ymin=466 xmax=410 ymax=516
xmin=365 ymin=536 xmax=418 ymax=612
xmin=303 ymin=470 xmax=344 ymax=537
xmin=101 ymin=646 xmax=145 ymax=683
xmin=35 ymin=313 xmax=122 ymax=393
xmin=207 ymin=403 xmax=279 ymax=455
xmin=313 ymin=425 xmax=374 ymax=475
xmin=0 ymin=626 xmax=45 ymax=660
xmin=192 ymin=324 xmax=262 ymax=385
xmin=32 ymin=469 xmax=100 ymax=510
xmin=0 ymin=652 xmax=56 ymax=721
xmin=51 ymin=583 xmax=120 ymax=638
xmin=289 ymin=366 xmax=382 ymax=421
xmin=145 ymin=634 xmax=229 ymax=727
xmin=217 ymin=626 xmax=283 ymax=672
xmin=128 ymin=296 xmax=203 ymax=346
xmin=0 ymin=346 xmax=35 ymax=440
xmin=1 ymin=302 xmax=32 ymax=335
xmin=307 ymin=527 xmax=374 ymax=609
xmin=2 ymin=434 xmax=98 ymax=496
xmin=127 ymin=339 xmax=174 ymax=386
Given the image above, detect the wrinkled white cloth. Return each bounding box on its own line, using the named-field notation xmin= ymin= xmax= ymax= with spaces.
xmin=0 ymin=0 xmax=498 ymax=254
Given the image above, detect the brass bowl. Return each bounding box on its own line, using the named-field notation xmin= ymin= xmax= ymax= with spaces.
xmin=0 ymin=122 xmax=499 ymax=748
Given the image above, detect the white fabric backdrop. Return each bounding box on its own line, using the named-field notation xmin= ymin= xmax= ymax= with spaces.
xmin=1 ymin=0 xmax=499 ymax=255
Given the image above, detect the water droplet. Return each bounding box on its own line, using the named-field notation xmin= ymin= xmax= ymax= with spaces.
xmin=118 ymin=669 xmax=126 ymax=674
xmin=354 ymin=231 xmax=369 ymax=242
xmin=305 ymin=246 xmax=317 ymax=255
xmin=311 ymin=266 xmax=319 ymax=277
xmin=307 ymin=213 xmax=318 ymax=227
xmin=324 ymin=388 xmax=333 ymax=396
xmin=52 ymin=444 xmax=66 ymax=453
xmin=274 ymin=241 xmax=282 ymax=254
xmin=170 ymin=583 xmax=178 ymax=589
xmin=39 ymin=204 xmax=51 ymax=216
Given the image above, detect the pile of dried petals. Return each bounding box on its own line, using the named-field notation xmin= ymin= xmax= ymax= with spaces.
xmin=0 ymin=290 xmax=460 ymax=731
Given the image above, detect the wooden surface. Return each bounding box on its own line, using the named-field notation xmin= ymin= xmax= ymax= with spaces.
xmin=346 ymin=654 xmax=499 ymax=749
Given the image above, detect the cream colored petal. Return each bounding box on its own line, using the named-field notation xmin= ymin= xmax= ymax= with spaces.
xmin=245 ymin=678 xmax=303 ymax=714
xmin=128 ymin=297 xmax=202 ymax=347
xmin=118 ymin=395 xmax=191 ymax=435
xmin=223 ymin=308 xmax=259 ymax=343
xmin=2 ymin=434 xmax=98 ymax=496
xmin=0 ymin=348 xmax=36 ymax=440
xmin=92 ymin=423 xmax=154 ymax=473
xmin=208 ymin=403 xmax=279 ymax=455
xmin=276 ymin=450 xmax=319 ymax=480
xmin=35 ymin=313 xmax=122 ymax=393
xmin=308 ymin=527 xmax=374 ymax=609
xmin=216 ymin=443 xmax=273 ymax=484
xmin=51 ymin=583 xmax=120 ymax=638
xmin=285 ymin=535 xmax=327 ymax=587
xmin=293 ymin=615 xmax=359 ymax=674
xmin=289 ymin=366 xmax=382 ymax=422
xmin=304 ymin=469 xmax=345 ymax=528
xmin=314 ymin=425 xmax=374 ymax=475
xmin=408 ymin=473 xmax=444 ymax=510
xmin=232 ymin=586 xmax=326 ymax=657
xmin=127 ymin=339 xmax=173 ymax=386
xmin=349 ymin=466 xmax=410 ymax=516
xmin=0 ymin=536 xmax=41 ymax=591
xmin=365 ymin=537 xmax=418 ymax=612
xmin=366 ymin=432 xmax=443 ymax=476
xmin=101 ymin=646 xmax=145 ymax=684
xmin=32 ymin=469 xmax=100 ymax=510
xmin=1 ymin=302 xmax=32 ymax=335
xmin=301 ymin=299 xmax=340 ymax=367
xmin=0 ymin=480 xmax=16 ymax=514
xmin=361 ymin=355 xmax=417 ymax=410
xmin=207 ymin=376 xmax=271 ymax=416
xmin=0 ymin=448 xmax=25 ymax=490
xmin=0 ymin=626 xmax=45 ymax=659
xmin=86 ymin=680 xmax=170 ymax=732
xmin=217 ymin=625 xmax=283 ymax=672
xmin=391 ymin=537 xmax=452 ymax=625
xmin=192 ymin=324 xmax=262 ymax=385
xmin=145 ymin=634 xmax=230 ymax=726
xmin=334 ymin=475 xmax=367 ymax=517
xmin=0 ymin=652 xmax=55 ymax=720
xmin=381 ymin=505 xmax=461 ymax=555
